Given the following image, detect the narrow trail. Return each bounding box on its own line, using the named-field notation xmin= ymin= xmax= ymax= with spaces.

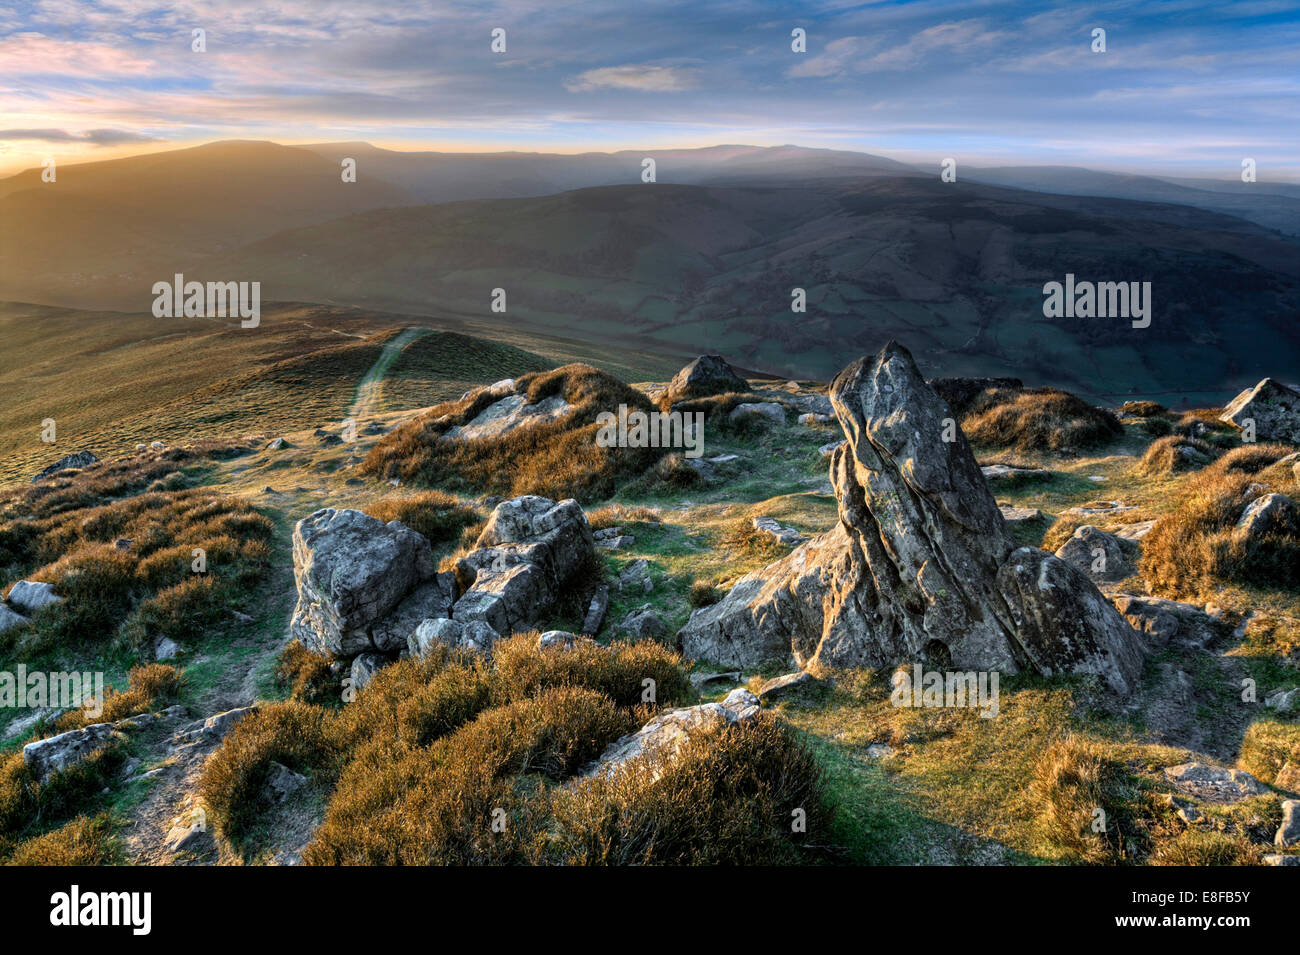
xmin=346 ymin=326 xmax=430 ymax=424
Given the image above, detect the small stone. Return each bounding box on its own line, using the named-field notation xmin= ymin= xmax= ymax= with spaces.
xmin=1277 ymin=800 xmax=1300 ymax=847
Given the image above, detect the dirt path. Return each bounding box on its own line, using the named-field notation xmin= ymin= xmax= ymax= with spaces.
xmin=347 ymin=326 xmax=430 ymax=425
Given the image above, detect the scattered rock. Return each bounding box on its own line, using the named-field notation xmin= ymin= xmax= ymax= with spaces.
xmin=617 ymin=558 xmax=654 ymax=594
xmin=350 ymin=652 xmax=390 ymax=692
xmin=866 ymin=743 xmax=896 ymax=759
xmin=444 ymin=392 xmax=572 ymax=441
xmin=819 ymin=440 xmax=846 ymax=457
xmin=1062 ymin=500 xmax=1136 ymax=518
xmin=751 ymin=516 xmax=807 ymax=546
xmin=689 ymin=670 xmax=740 ymax=688
xmin=1220 ymin=378 xmax=1300 ymax=443
xmin=22 ymin=723 xmax=124 ymax=782
xmin=664 ymin=355 xmax=748 ymax=403
xmin=581 ymin=584 xmax=610 ymax=637
xmin=756 ymin=670 xmax=820 ymax=702
xmin=150 ymin=441 xmax=166 ymax=450
xmin=409 ymin=617 xmax=498 ymax=656
xmin=581 ymin=688 xmax=761 ymax=780
xmin=981 ymin=464 xmax=1050 ymax=484
xmin=1111 ymin=595 xmax=1228 ymax=650
xmin=114 ymin=538 xmax=133 ymax=550
xmin=1277 ymin=800 xmax=1300 ymax=847
xmin=1263 ymin=854 xmax=1300 ymax=866
xmin=679 ymin=342 xmax=1146 ymax=694
xmin=154 ymin=636 xmax=182 ymax=661
xmin=5 ymin=580 xmax=63 ymax=615
xmin=31 ymin=450 xmax=99 ymax=483
xmin=594 ymin=532 xmax=635 ymax=549
xmin=999 ymin=504 xmax=1043 ymax=528
xmin=1236 ymin=492 xmax=1300 ymax=540
xmin=266 ymin=437 xmax=287 ymax=450
xmin=1054 ymin=525 xmax=1139 ymax=583
xmin=264 ymin=762 xmax=308 ymax=802
xmin=798 ymin=412 xmax=833 ymax=426
xmin=619 ymin=605 xmax=669 ymax=641
xmin=1163 ymin=762 xmax=1264 ymax=804
xmin=729 ymin=402 xmax=787 ymax=428
xmin=1114 ymin=520 xmax=1158 ymax=541
xmin=452 ymin=496 xmax=596 ymax=635
xmin=288 ymin=508 xmax=444 ymax=657
xmin=163 ymin=821 xmax=209 ymax=854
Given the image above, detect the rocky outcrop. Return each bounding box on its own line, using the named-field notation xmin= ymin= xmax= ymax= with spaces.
xmin=31 ymin=450 xmax=99 ymax=483
xmin=444 ymin=391 xmax=572 ymax=441
xmin=1163 ymin=763 xmax=1264 ymax=804
xmin=452 ymin=496 xmax=595 ymax=636
xmin=0 ymin=602 xmax=28 ymax=635
xmin=664 ymin=355 xmax=748 ymax=403
xmin=289 ymin=508 xmax=452 ymax=657
xmin=1111 ymin=595 xmax=1229 ymax=650
xmin=6 ymin=580 xmax=64 ymax=615
xmin=678 ymin=341 xmax=1146 ymax=694
xmin=1220 ymin=378 xmax=1300 ymax=443
xmin=23 ymin=723 xmax=124 ymax=782
xmin=1054 ymin=526 xmax=1139 ymax=583
xmin=729 ymin=402 xmax=786 ymax=428
xmin=581 ymin=688 xmax=761 ymax=780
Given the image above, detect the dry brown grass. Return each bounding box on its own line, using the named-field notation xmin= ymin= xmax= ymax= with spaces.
xmin=0 ymin=741 xmax=124 ymax=862
xmin=3 ymin=813 xmax=122 ymax=865
xmin=56 ymin=663 xmax=184 ymax=731
xmin=1029 ymin=736 xmax=1154 ymax=864
xmin=1204 ymin=443 xmax=1295 ymax=477
xmin=365 ymin=491 xmax=481 ymax=549
xmin=1135 ymin=434 xmax=1213 ymax=477
xmin=552 ymin=714 xmax=833 ymax=865
xmin=1140 ymin=470 xmax=1300 ymax=598
xmin=1150 ymin=830 xmax=1262 ymax=866
xmin=276 ymin=639 xmax=339 ymax=706
xmin=962 ymin=388 xmax=1122 ymax=454
xmin=1120 ymin=400 xmax=1167 ymax=417
xmin=361 ymin=364 xmax=667 ymax=503
xmin=1238 ymin=721 xmax=1300 ymax=788
xmin=0 ymin=463 xmax=273 ymax=656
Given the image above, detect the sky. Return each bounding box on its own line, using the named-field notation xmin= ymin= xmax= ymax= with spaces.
xmin=0 ymin=0 xmax=1298 ymax=178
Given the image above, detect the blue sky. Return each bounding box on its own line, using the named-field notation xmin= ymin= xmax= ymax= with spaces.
xmin=1 ymin=0 xmax=1297 ymax=177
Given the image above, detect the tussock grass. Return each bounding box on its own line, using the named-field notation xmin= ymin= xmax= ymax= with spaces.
xmin=1029 ymin=735 xmax=1154 ymax=864
xmin=276 ymin=639 xmax=340 ymax=706
xmin=1120 ymin=400 xmax=1167 ymax=417
xmin=1136 ymin=435 xmax=1212 ymax=477
xmin=1238 ymin=721 xmax=1300 ymax=788
xmin=0 ymin=464 xmax=273 ymax=656
xmin=57 ymin=663 xmax=184 ymax=731
xmin=491 ymin=632 xmax=693 ymax=708
xmin=553 ymin=714 xmax=833 ymax=865
xmin=1151 ymin=830 xmax=1261 ymax=866
xmin=962 ymin=388 xmax=1122 ymax=454
xmin=1205 ymin=443 xmax=1295 ymax=477
xmin=0 ymin=743 xmax=124 ymax=863
xmin=362 ymin=364 xmax=666 ymax=502
xmin=366 ymin=490 xmax=481 ymax=549
xmin=1141 ymin=470 xmax=1300 ymax=598
xmin=3 ymin=813 xmax=122 ymax=865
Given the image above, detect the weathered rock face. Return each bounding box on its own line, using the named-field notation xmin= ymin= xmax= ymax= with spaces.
xmin=664 ymin=355 xmax=748 ymax=403
xmin=23 ymin=723 xmax=124 ymax=782
xmin=289 ymin=508 xmax=449 ymax=656
xmin=581 ymin=688 xmax=761 ymax=780
xmin=452 ymin=496 xmax=595 ymax=636
xmin=0 ymin=602 xmax=28 ymax=635
xmin=1221 ymin=377 xmax=1300 ymax=443
xmin=6 ymin=580 xmax=65 ymax=615
xmin=678 ymin=341 xmax=1146 ymax=694
xmin=1054 ymin=525 xmax=1139 ymax=583
xmin=31 ymin=450 xmax=99 ymax=483
xmin=444 ymin=391 xmax=572 ymax=442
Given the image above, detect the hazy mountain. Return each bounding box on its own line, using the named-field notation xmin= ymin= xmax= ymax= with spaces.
xmin=964 ymin=165 xmax=1300 ymax=236
xmin=2 ymin=140 xmax=1297 ymax=401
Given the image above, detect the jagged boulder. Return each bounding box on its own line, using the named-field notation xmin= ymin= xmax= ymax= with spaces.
xmin=6 ymin=580 xmax=65 ymax=615
xmin=289 ymin=508 xmax=451 ymax=656
xmin=31 ymin=450 xmax=99 ymax=483
xmin=1053 ymin=525 xmax=1139 ymax=583
xmin=678 ymin=341 xmax=1146 ymax=694
xmin=664 ymin=355 xmax=748 ymax=403
xmin=1220 ymin=378 xmax=1300 ymax=443
xmin=581 ymin=688 xmax=761 ymax=780
xmin=23 ymin=723 xmax=124 ymax=782
xmin=452 ymin=496 xmax=595 ymax=636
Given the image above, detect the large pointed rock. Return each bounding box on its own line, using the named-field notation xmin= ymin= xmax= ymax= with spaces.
xmin=1220 ymin=378 xmax=1300 ymax=443
xmin=679 ymin=342 xmax=1145 ymax=694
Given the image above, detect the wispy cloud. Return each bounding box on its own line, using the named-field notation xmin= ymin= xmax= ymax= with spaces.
xmin=565 ymin=64 xmax=698 ymax=93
